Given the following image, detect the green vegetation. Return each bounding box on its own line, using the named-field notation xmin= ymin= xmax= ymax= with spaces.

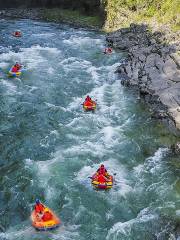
xmin=42 ymin=8 xmax=103 ymax=28
xmin=104 ymin=0 xmax=180 ymax=31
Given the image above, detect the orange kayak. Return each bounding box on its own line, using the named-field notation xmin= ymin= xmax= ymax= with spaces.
xmin=83 ymin=101 xmax=96 ymax=111
xmin=31 ymin=206 xmax=61 ymax=231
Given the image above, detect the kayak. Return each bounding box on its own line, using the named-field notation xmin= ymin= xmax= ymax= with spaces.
xmin=83 ymin=101 xmax=96 ymax=111
xmin=31 ymin=206 xmax=61 ymax=231
xmin=8 ymin=67 xmax=22 ymax=77
xmin=104 ymin=48 xmax=113 ymax=54
xmin=91 ymin=174 xmax=113 ymax=190
xmin=12 ymin=32 xmax=22 ymax=37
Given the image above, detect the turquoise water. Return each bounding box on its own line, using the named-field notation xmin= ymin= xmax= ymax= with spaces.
xmin=0 ymin=19 xmax=179 ymax=240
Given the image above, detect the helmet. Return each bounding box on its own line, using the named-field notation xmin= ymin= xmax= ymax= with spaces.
xmin=100 ymin=164 xmax=104 ymax=168
xmin=35 ymin=199 xmax=40 ymax=204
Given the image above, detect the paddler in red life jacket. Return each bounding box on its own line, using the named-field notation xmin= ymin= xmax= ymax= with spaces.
xmin=13 ymin=31 xmax=21 ymax=37
xmin=104 ymin=47 xmax=112 ymax=54
xmin=97 ymin=174 xmax=108 ymax=183
xmin=97 ymin=164 xmax=108 ymax=176
xmin=11 ymin=62 xmax=22 ymax=73
xmin=84 ymin=95 xmax=94 ymax=107
xmin=34 ymin=199 xmax=45 ymax=214
xmin=41 ymin=208 xmax=53 ymax=222
xmin=85 ymin=95 xmax=92 ymax=102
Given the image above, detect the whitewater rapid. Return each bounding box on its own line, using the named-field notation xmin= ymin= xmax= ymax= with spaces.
xmin=0 ymin=19 xmax=179 ymax=240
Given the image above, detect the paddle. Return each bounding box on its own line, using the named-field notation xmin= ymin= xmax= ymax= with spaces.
xmin=113 ymin=173 xmax=119 ymax=186
xmin=88 ymin=173 xmax=116 ymax=179
xmin=81 ymin=99 xmax=97 ymax=104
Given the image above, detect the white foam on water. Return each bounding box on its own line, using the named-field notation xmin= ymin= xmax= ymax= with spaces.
xmin=100 ymin=126 xmax=122 ymax=146
xmin=133 ymin=164 xmax=144 ymax=175
xmin=60 ymin=57 xmax=92 ymax=71
xmin=62 ymin=141 xmax=108 ymax=159
xmin=62 ymin=80 xmax=134 ymax=166
xmin=0 ymin=80 xmax=18 ymax=96
xmin=0 ymin=45 xmax=61 ymax=71
xmin=133 ymin=148 xmax=169 ymax=179
xmin=133 ymin=148 xmax=170 ymax=201
xmin=44 ymin=101 xmax=72 ymax=113
xmin=26 ymin=85 xmax=39 ymax=93
xmin=67 ymin=97 xmax=84 ymax=111
xmin=0 ymin=61 xmax=9 ymax=68
xmin=32 ymin=33 xmax=55 ymax=37
xmin=19 ymin=45 xmax=61 ymax=69
xmin=146 ymin=147 xmax=169 ymax=174
xmin=0 ymin=223 xmax=79 ymax=240
xmin=47 ymin=66 xmax=55 ymax=74
xmin=25 ymin=154 xmax=64 ymax=200
xmin=106 ymin=208 xmax=158 ymax=240
xmin=176 ymin=210 xmax=180 ymax=216
xmin=86 ymin=66 xmax=100 ymax=82
xmin=0 ymin=226 xmax=35 ymax=240
xmin=63 ymin=36 xmax=102 ymax=48
xmin=84 ymin=62 xmax=120 ymax=85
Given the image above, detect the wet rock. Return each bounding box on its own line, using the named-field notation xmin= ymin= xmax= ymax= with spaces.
xmin=171 ymin=142 xmax=180 ymax=154
xmin=108 ymin=23 xmax=180 ymax=135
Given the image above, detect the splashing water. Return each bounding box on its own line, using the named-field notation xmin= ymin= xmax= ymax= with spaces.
xmin=0 ymin=19 xmax=179 ymax=240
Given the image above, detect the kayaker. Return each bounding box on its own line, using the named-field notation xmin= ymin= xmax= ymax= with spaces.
xmin=84 ymin=95 xmax=96 ymax=105
xmin=13 ymin=31 xmax=21 ymax=37
xmin=34 ymin=199 xmax=45 ymax=214
xmin=84 ymin=101 xmax=94 ymax=107
xmin=11 ymin=62 xmax=22 ymax=73
xmin=98 ymin=174 xmax=108 ymax=183
xmin=104 ymin=47 xmax=112 ymax=54
xmin=41 ymin=208 xmax=53 ymax=222
xmin=85 ymin=95 xmax=92 ymax=102
xmin=97 ymin=164 xmax=107 ymax=175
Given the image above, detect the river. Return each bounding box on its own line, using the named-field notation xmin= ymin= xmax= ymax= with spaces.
xmin=0 ymin=18 xmax=179 ymax=240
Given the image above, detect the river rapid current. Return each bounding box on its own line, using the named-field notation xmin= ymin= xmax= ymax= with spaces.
xmin=0 ymin=19 xmax=179 ymax=240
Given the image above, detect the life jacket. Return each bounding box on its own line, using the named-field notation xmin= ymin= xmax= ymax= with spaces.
xmin=104 ymin=48 xmax=112 ymax=54
xmin=98 ymin=174 xmax=106 ymax=183
xmin=97 ymin=167 xmax=107 ymax=175
xmin=16 ymin=65 xmax=21 ymax=70
xmin=34 ymin=203 xmax=45 ymax=213
xmin=15 ymin=31 xmax=21 ymax=37
xmin=108 ymin=48 xmax=112 ymax=53
xmin=42 ymin=211 xmax=53 ymax=221
xmin=84 ymin=101 xmax=93 ymax=107
xmin=11 ymin=66 xmax=18 ymax=73
xmin=85 ymin=96 xmax=91 ymax=101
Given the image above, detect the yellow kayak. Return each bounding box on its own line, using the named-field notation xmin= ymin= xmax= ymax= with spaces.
xmin=31 ymin=206 xmax=61 ymax=231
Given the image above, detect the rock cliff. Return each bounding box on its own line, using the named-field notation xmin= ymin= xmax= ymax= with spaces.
xmin=107 ymin=24 xmax=180 ymax=134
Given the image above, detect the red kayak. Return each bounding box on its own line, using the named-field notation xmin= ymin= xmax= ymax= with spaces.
xmin=83 ymin=100 xmax=96 ymax=111
xmin=91 ymin=173 xmax=113 ymax=189
xmin=12 ymin=31 xmax=22 ymax=37
xmin=104 ymin=48 xmax=113 ymax=54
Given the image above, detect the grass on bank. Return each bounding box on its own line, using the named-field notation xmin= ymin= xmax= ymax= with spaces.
xmin=42 ymin=8 xmax=103 ymax=28
xmin=104 ymin=0 xmax=180 ymax=32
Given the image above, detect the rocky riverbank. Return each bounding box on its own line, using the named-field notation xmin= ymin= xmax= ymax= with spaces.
xmin=107 ymin=24 xmax=180 ymax=135
xmin=0 ymin=8 xmax=42 ymax=20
